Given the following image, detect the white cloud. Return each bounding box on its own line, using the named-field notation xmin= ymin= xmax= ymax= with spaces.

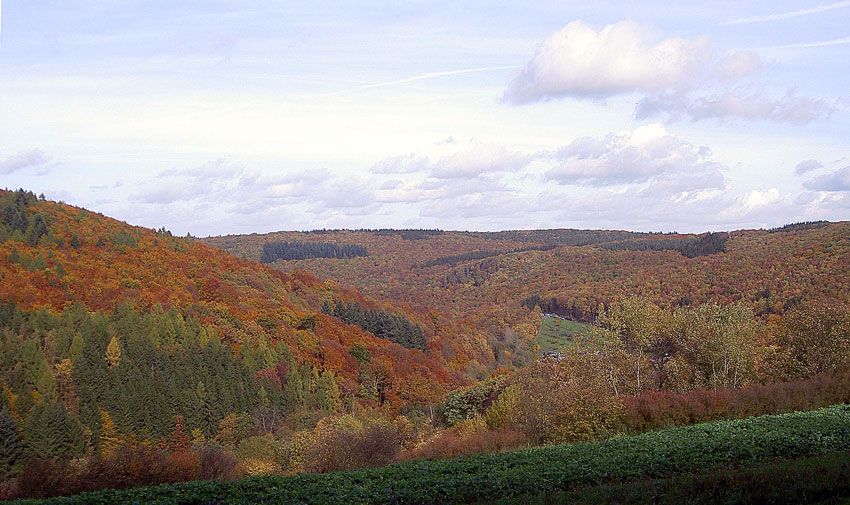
xmin=742 ymin=188 xmax=783 ymax=209
xmin=546 ymin=123 xmax=725 ymax=187
xmin=676 ymin=89 xmax=834 ymax=124
xmin=503 ymin=21 xmax=718 ymax=104
xmin=0 ymin=149 xmax=51 ymax=175
xmin=505 ymin=20 xmax=832 ymax=125
xmin=371 ymin=141 xmax=532 ymax=180
xmin=795 ymin=159 xmax=823 ymax=176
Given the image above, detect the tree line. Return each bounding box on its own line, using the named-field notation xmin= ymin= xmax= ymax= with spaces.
xmin=596 ymin=232 xmax=728 ymax=258
xmin=322 ymin=300 xmax=427 ymax=351
xmin=260 ymin=241 xmax=369 ymax=262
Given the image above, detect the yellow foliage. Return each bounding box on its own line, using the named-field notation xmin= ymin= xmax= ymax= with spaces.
xmin=238 ymin=458 xmax=281 ymax=477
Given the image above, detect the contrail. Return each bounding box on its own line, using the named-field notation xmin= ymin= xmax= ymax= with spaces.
xmin=768 ymin=36 xmax=850 ymax=49
xmin=360 ymin=65 xmax=521 ymax=89
xmin=727 ymin=0 xmax=850 ymax=24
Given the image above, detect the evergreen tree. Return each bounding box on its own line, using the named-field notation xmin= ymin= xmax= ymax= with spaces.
xmin=0 ymin=407 xmax=24 ymax=478
xmin=316 ymin=370 xmax=342 ymax=412
xmin=24 ymin=402 xmax=69 ymax=459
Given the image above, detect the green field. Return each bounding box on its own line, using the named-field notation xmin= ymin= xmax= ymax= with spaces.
xmin=486 ymin=450 xmax=850 ymax=505
xmin=10 ymin=405 xmax=850 ymax=505
xmin=536 ymin=316 xmax=588 ymax=353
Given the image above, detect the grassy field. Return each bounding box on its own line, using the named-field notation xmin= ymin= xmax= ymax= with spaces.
xmin=536 ymin=316 xmax=588 ymax=353
xmin=9 ymin=405 xmax=850 ymax=505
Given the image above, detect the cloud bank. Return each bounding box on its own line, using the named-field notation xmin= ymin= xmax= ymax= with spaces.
xmin=504 ymin=20 xmax=833 ymax=124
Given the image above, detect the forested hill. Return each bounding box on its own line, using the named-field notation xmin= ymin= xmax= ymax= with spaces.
xmin=0 ymin=190 xmax=465 ymax=442
xmin=205 ymin=221 xmax=850 ymax=378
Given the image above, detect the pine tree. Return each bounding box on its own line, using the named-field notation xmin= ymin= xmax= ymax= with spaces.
xmin=24 ymin=402 xmax=68 ymax=459
xmin=0 ymin=407 xmax=24 ymax=478
xmin=316 ymin=370 xmax=342 ymax=412
xmin=64 ymin=413 xmax=87 ymax=458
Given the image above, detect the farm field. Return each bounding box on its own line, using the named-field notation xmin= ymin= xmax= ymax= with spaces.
xmin=486 ymin=450 xmax=850 ymax=505
xmin=8 ymin=405 xmax=850 ymax=505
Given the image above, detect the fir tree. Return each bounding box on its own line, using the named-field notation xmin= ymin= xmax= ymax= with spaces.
xmin=0 ymin=407 xmax=24 ymax=478
xmin=316 ymin=370 xmax=342 ymax=412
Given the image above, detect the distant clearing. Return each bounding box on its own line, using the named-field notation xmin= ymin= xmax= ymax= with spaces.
xmin=536 ymin=316 xmax=587 ymax=353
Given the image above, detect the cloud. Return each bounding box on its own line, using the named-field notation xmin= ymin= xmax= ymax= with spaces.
xmin=742 ymin=188 xmax=784 ymax=209
xmin=803 ymin=166 xmax=850 ymax=191
xmin=545 ymin=123 xmax=725 ymax=187
xmin=503 ymin=21 xmax=719 ymax=104
xmin=726 ymin=1 xmax=850 ymax=24
xmin=371 ymin=154 xmax=430 ymax=174
xmin=371 ymin=141 xmax=532 ymax=180
xmin=0 ymin=149 xmax=51 ymax=174
xmin=430 ymin=143 xmax=531 ymax=179
xmin=795 ymin=159 xmax=823 ymax=176
xmin=505 ymin=20 xmax=831 ymax=124
xmin=637 ymin=88 xmax=835 ymax=124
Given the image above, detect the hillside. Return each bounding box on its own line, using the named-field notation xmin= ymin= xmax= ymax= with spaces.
xmin=204 ymin=222 xmax=850 ymax=376
xmin=0 ymin=190 xmax=471 ymax=480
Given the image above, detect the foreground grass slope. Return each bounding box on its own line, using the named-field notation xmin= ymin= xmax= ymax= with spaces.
xmin=10 ymin=405 xmax=850 ymax=505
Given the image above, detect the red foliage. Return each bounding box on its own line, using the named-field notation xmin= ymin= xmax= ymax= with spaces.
xmin=402 ymin=429 xmax=527 ymax=462
xmin=620 ymin=367 xmax=850 ymax=433
xmin=168 ymin=415 xmax=191 ymax=453
xmin=198 ymin=446 xmax=238 ymax=481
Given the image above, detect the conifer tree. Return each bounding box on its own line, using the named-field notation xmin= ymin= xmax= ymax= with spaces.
xmin=68 ymin=334 xmax=85 ymax=363
xmin=105 ymin=336 xmax=121 ymax=368
xmin=0 ymin=407 xmax=24 ymax=478
xmin=24 ymin=402 xmax=68 ymax=459
xmin=316 ymin=370 xmax=342 ymax=413
xmin=98 ymin=407 xmax=123 ymax=457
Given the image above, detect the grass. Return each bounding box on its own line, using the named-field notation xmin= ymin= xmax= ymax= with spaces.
xmin=536 ymin=316 xmax=587 ymax=353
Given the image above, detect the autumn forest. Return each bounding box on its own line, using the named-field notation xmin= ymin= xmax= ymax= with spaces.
xmin=1 ymin=188 xmax=850 ymax=502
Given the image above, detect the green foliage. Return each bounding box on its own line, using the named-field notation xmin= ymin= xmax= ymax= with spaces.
xmin=110 ymin=228 xmax=138 ymax=249
xmin=441 ymin=375 xmax=505 ymax=426
xmin=535 ymin=317 xmax=586 ymax=354
xmin=324 ymin=300 xmax=426 ymax=351
xmin=23 ymin=403 xmax=85 ymax=460
xmin=260 ymin=241 xmax=368 ymax=262
xmin=490 ymin=451 xmax=850 ymax=505
xmin=349 ymin=344 xmax=372 ymax=364
xmin=0 ymin=190 xmax=39 ymax=243
xmin=10 ymin=405 xmax=850 ymax=505
xmin=0 ymin=408 xmax=25 ymax=478
xmin=597 ymin=232 xmax=728 ymax=258
xmin=769 ymin=220 xmax=829 ymax=233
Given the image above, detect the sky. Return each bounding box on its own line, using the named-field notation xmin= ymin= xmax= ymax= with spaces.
xmin=1 ymin=1 xmax=848 ymax=236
